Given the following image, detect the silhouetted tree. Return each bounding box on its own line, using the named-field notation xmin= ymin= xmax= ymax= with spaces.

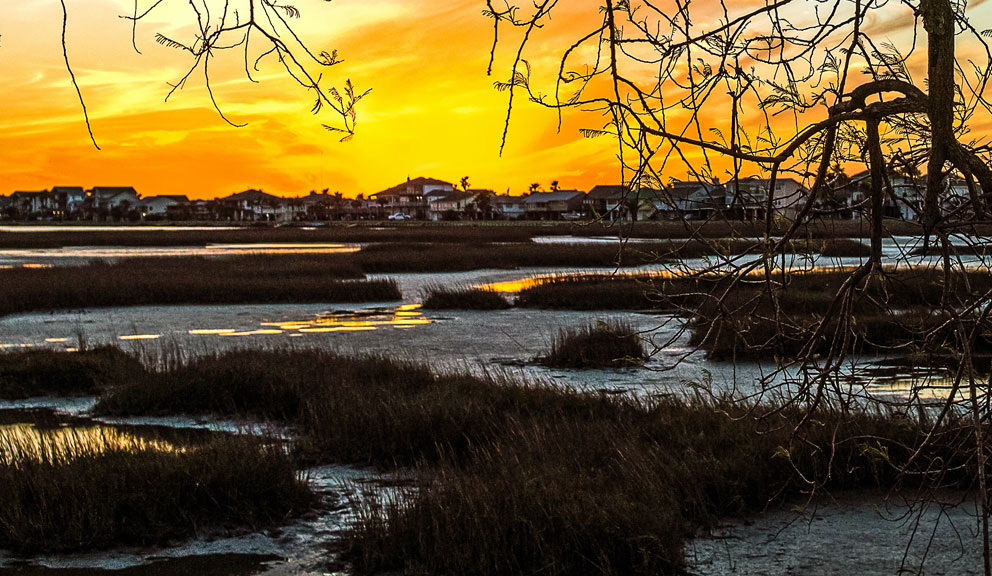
xmin=489 ymin=0 xmax=992 ymax=570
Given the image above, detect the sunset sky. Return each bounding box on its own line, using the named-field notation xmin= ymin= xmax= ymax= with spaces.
xmin=1 ymin=1 xmax=989 ymax=200
xmin=0 ymin=1 xmax=625 ymax=200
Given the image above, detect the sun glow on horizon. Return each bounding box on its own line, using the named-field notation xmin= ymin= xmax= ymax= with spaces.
xmin=0 ymin=1 xmax=622 ymax=200
xmin=2 ymin=1 xmax=990 ymax=201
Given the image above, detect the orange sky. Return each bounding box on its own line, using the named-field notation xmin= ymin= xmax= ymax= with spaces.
xmin=0 ymin=1 xmax=989 ymax=200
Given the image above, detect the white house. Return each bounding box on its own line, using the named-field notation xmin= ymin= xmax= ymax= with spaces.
xmin=140 ymin=195 xmax=190 ymax=218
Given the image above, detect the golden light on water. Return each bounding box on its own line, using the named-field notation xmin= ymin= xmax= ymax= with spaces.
xmin=118 ymin=334 xmax=162 ymax=341
xmin=184 ymin=306 xmax=433 ymax=339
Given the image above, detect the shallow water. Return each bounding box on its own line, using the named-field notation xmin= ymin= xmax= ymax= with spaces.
xmin=0 ymin=409 xmax=394 ymax=575
xmin=689 ymin=492 xmax=986 ymax=575
xmin=0 ymin=254 xmax=980 ymax=574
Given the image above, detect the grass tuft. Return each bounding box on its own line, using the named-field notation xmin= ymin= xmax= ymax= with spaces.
xmin=539 ymin=319 xmax=647 ymax=368
xmin=421 ymin=284 xmax=512 ymax=310
xmin=0 ymin=347 xmax=144 ymax=400
xmin=0 ymin=431 xmax=313 ymax=554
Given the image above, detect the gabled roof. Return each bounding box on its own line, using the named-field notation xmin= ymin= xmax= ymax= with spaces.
xmin=144 ymin=195 xmax=189 ymax=203
xmin=494 ymin=195 xmax=527 ymax=204
xmin=373 ymin=177 xmax=454 ymax=198
xmin=11 ymin=190 xmax=49 ymax=198
xmin=587 ymin=185 xmax=627 ymax=200
xmin=219 ymin=189 xmax=283 ymax=203
xmin=51 ymin=186 xmax=85 ymax=195
xmin=726 ymin=177 xmax=802 ymax=188
xmin=91 ymin=186 xmax=139 ymax=197
xmin=665 ymin=181 xmax=723 ymax=200
xmin=428 ymin=190 xmax=475 ymax=203
xmin=523 ymin=190 xmax=585 ymax=204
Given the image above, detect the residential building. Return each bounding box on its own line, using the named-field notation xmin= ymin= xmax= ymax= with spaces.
xmin=724 ymin=177 xmax=805 ymax=219
xmin=51 ymin=186 xmax=87 ymax=218
xmin=140 ymin=195 xmax=190 ymax=219
xmin=585 ymin=185 xmax=627 ymax=220
xmin=9 ymin=190 xmax=53 ymax=219
xmin=371 ymin=177 xmax=455 ymax=219
xmin=523 ymin=190 xmax=586 ymax=220
xmin=427 ymin=190 xmax=477 ymax=220
xmin=494 ymin=194 xmax=528 ymax=220
xmin=90 ymin=186 xmax=141 ymax=211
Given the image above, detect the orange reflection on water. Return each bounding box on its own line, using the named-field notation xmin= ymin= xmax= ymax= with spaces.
xmin=189 ymin=329 xmax=237 ymax=335
xmin=119 ymin=334 xmax=162 ymax=341
xmin=479 ymin=264 xmax=876 ymax=293
xmin=183 ymin=306 xmax=433 ymax=339
xmin=260 ymin=305 xmax=432 ymax=334
xmin=219 ymin=329 xmax=285 ymax=337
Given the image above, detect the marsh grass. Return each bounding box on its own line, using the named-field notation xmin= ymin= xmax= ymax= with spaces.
xmin=516 ymin=274 xmax=673 ymax=310
xmin=342 ymin=394 xmax=960 ymax=576
xmin=421 ymin=284 xmax=511 ymax=310
xmin=0 ymin=219 xmax=934 ymax=249
xmin=0 ymin=256 xmax=401 ymax=317
xmin=539 ymin=319 xmax=647 ymax=368
xmin=0 ymin=430 xmax=312 ymax=554
xmin=0 ymin=347 xmax=144 ymax=399
xmin=688 ymin=269 xmax=992 ymax=358
xmin=15 ymin=346 xmax=972 ymax=572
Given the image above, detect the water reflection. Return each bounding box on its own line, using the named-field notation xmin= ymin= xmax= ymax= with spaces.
xmin=185 ymin=304 xmax=433 ymax=338
xmin=856 ymin=365 xmax=967 ymax=402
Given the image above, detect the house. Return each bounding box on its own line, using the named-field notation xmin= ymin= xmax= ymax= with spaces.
xmin=90 ymin=186 xmax=141 ymax=210
xmin=585 ymin=185 xmax=627 ymax=220
xmin=650 ymin=181 xmax=725 ymax=220
xmin=835 ymin=171 xmax=919 ymax=220
xmin=523 ymin=190 xmax=586 ymax=220
xmin=371 ymin=177 xmax=455 ymax=219
xmin=217 ymin=189 xmax=287 ymax=221
xmin=723 ymin=177 xmax=805 ymax=219
xmin=427 ymin=190 xmax=476 ymax=220
xmin=51 ymin=186 xmax=87 ymax=217
xmin=299 ymin=190 xmax=346 ymax=220
xmin=494 ymin=194 xmax=528 ymax=220
xmin=9 ymin=190 xmax=53 ymax=218
xmin=140 ymin=195 xmax=190 ymax=219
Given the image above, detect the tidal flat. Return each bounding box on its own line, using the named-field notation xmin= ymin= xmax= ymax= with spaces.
xmin=0 ymin=227 xmax=989 ymax=575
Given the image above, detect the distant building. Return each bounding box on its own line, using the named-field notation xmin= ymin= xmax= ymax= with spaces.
xmin=724 ymin=177 xmax=805 ymax=219
xmin=90 ymin=186 xmax=140 ymax=208
xmin=585 ymin=185 xmax=627 ymax=220
xmin=140 ymin=195 xmax=190 ymax=219
xmin=217 ymin=189 xmax=298 ymax=221
xmin=51 ymin=186 xmax=87 ymax=218
xmin=494 ymin=194 xmax=528 ymax=220
xmin=523 ymin=190 xmax=586 ymax=220
xmin=427 ymin=190 xmax=476 ymax=220
xmin=371 ymin=177 xmax=455 ymax=219
xmin=9 ymin=190 xmax=53 ymax=219
xmin=651 ymin=181 xmax=725 ymax=220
